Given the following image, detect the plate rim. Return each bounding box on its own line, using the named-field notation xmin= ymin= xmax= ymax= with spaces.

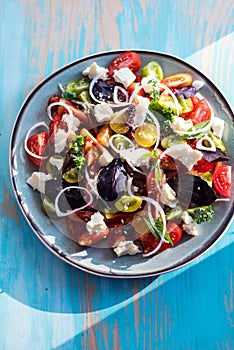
xmin=9 ymin=49 xmax=234 ymax=278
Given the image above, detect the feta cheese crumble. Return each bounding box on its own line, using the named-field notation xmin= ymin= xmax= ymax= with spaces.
xmin=27 ymin=172 xmax=52 ymax=193
xmin=86 ymin=211 xmax=107 ymax=235
xmin=94 ymin=103 xmax=113 ymax=122
xmin=114 ymin=240 xmax=141 ymax=257
xmin=211 ymin=116 xmax=225 ymax=139
xmin=181 ymin=212 xmax=198 ymax=236
xmin=160 ymin=183 xmax=177 ymax=208
xmin=165 ymin=144 xmax=203 ymax=171
xmin=171 ymin=115 xmax=193 ymax=133
xmin=82 ymin=62 xmax=108 ymax=80
xmin=113 ymin=67 xmax=136 ymax=88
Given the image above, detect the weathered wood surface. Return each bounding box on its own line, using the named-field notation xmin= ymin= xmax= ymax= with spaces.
xmin=0 ymin=1 xmax=233 ymax=349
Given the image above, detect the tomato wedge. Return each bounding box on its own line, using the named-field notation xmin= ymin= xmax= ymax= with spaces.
xmin=161 ymin=73 xmax=192 ymax=89
xmin=136 ymin=222 xmax=182 ymax=254
xmin=159 ymin=222 xmax=182 ymax=251
xmin=26 ymin=132 xmax=49 ymax=166
xmin=213 ymin=163 xmax=231 ymax=198
xmin=183 ymin=99 xmax=211 ymax=125
xmin=192 ymin=157 xmax=215 ymax=173
xmin=108 ymin=51 xmax=141 ymax=76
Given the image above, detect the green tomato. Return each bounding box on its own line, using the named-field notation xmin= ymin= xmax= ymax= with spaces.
xmin=177 ymin=97 xmax=193 ymax=113
xmin=158 ymin=95 xmax=182 ymax=115
xmin=115 ymin=195 xmax=143 ymax=213
xmin=41 ymin=196 xmax=57 ymax=218
xmin=66 ymin=78 xmax=89 ymax=96
xmin=62 ymin=167 xmax=79 ymax=183
xmin=161 ymin=134 xmax=186 ymax=149
xmin=141 ymin=61 xmax=164 ymax=80
xmin=77 ymin=90 xmax=91 ymax=102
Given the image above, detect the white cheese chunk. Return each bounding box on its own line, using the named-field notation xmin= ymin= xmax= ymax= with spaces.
xmin=160 ymin=183 xmax=177 ymax=208
xmin=27 ymin=172 xmax=52 ymax=193
xmin=94 ymin=103 xmax=113 ymax=122
xmin=134 ymin=104 xmax=148 ymax=126
xmin=82 ymin=62 xmax=108 ymax=80
xmin=120 ymin=147 xmax=150 ymax=167
xmin=181 ymin=212 xmax=198 ymax=236
xmin=171 ymin=115 xmax=193 ymax=133
xmin=165 ymin=144 xmax=203 ymax=171
xmin=141 ymin=76 xmax=155 ymax=93
xmin=113 ymin=67 xmax=136 ymax=88
xmin=114 ymin=240 xmax=141 ymax=257
xmin=86 ymin=211 xmax=107 ymax=235
xmin=211 ymin=116 xmax=225 ymax=139
xmin=49 ymin=156 xmax=64 ymax=171
xmin=53 ymin=113 xmax=78 ymax=153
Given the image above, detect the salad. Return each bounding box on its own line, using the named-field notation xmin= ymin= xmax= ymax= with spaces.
xmin=25 ymin=51 xmax=232 ymax=258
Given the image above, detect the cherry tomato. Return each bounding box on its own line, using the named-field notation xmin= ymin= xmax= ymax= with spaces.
xmin=96 ymin=124 xmax=112 ymax=146
xmin=159 ymin=222 xmax=182 ymax=251
xmin=135 ymin=222 xmax=182 ymax=254
xmin=192 ymin=157 xmax=215 ymax=173
xmin=213 ymin=163 xmax=231 ymax=198
xmin=108 ymin=51 xmax=141 ymax=76
xmin=161 ymin=73 xmax=192 ymax=89
xmin=160 ymin=154 xmax=177 ymax=171
xmin=146 ymin=170 xmax=158 ymax=197
xmin=49 ymin=114 xmax=67 ymax=142
xmin=183 ymin=99 xmax=211 ymax=125
xmin=134 ymin=123 xmax=158 ymax=147
xmin=127 ymin=82 xmax=145 ymax=97
xmin=26 ymin=132 xmax=49 ymax=166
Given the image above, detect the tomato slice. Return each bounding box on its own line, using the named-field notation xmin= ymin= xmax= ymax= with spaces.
xmin=160 ymin=154 xmax=177 ymax=171
xmin=26 ymin=132 xmax=49 ymax=166
xmin=159 ymin=222 xmax=182 ymax=251
xmin=161 ymin=73 xmax=192 ymax=89
xmin=136 ymin=221 xmax=182 ymax=254
xmin=183 ymin=99 xmax=211 ymax=125
xmin=127 ymin=82 xmax=145 ymax=97
xmin=48 ymin=114 xmax=67 ymax=142
xmin=192 ymin=157 xmax=215 ymax=173
xmin=213 ymin=163 xmax=231 ymax=198
xmin=108 ymin=51 xmax=141 ymax=76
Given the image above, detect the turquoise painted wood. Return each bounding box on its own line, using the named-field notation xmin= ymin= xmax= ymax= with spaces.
xmin=0 ymin=1 xmax=233 ymax=349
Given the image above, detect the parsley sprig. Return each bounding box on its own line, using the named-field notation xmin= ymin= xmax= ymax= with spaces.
xmin=69 ymin=135 xmax=86 ymax=169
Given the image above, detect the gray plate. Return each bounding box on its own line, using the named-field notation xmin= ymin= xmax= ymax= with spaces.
xmin=10 ymin=50 xmax=234 ymax=278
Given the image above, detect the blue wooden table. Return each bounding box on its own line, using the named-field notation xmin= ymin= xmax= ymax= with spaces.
xmin=1 ymin=1 xmax=233 ymax=349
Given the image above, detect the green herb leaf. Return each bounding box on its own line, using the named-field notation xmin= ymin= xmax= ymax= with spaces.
xmin=149 ymin=98 xmax=175 ymax=122
xmin=61 ymin=91 xmax=78 ymax=101
xmin=69 ymin=135 xmax=86 ymax=169
xmin=148 ymin=78 xmax=161 ymax=99
xmin=187 ymin=205 xmax=214 ymax=224
xmin=142 ymin=216 xmax=174 ymax=246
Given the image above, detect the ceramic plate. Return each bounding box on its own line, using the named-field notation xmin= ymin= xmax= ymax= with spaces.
xmin=10 ymin=50 xmax=234 ymax=278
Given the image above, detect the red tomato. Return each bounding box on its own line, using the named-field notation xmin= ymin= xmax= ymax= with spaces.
xmin=146 ymin=169 xmax=158 ymax=197
xmin=127 ymin=82 xmax=145 ymax=97
xmin=161 ymin=73 xmax=192 ymax=89
xmin=96 ymin=124 xmax=112 ymax=146
xmin=160 ymin=154 xmax=177 ymax=171
xmin=183 ymin=99 xmax=211 ymax=125
xmin=136 ymin=222 xmax=182 ymax=254
xmin=213 ymin=163 xmax=231 ymax=198
xmin=49 ymin=114 xmax=66 ymax=139
xmin=108 ymin=51 xmax=141 ymax=76
xmin=26 ymin=132 xmax=49 ymax=166
xmin=192 ymin=157 xmax=215 ymax=173
xmin=159 ymin=222 xmax=182 ymax=251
